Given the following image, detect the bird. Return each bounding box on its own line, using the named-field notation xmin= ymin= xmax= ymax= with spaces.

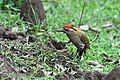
xmin=58 ymin=24 xmax=90 ymax=59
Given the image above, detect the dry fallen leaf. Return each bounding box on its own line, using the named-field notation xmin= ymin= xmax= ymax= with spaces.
xmin=79 ymin=24 xmax=89 ymax=31
xmin=89 ymin=27 xmax=100 ymax=33
xmin=87 ymin=61 xmax=101 ymax=66
xmin=103 ymin=22 xmax=113 ymax=28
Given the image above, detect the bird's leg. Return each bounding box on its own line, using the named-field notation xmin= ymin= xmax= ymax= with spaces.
xmin=76 ymin=48 xmax=84 ymax=59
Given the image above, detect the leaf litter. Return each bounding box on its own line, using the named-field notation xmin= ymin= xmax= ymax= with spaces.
xmin=0 ymin=26 xmax=120 ymax=80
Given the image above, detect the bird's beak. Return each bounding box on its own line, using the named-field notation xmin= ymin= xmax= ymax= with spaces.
xmin=56 ymin=28 xmax=65 ymax=32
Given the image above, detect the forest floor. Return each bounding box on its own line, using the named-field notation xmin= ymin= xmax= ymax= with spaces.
xmin=0 ymin=0 xmax=120 ymax=80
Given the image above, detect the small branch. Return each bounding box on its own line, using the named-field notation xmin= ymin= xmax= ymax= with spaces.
xmin=78 ymin=0 xmax=87 ymax=26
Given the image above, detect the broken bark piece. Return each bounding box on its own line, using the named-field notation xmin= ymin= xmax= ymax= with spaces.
xmin=20 ymin=0 xmax=46 ymax=25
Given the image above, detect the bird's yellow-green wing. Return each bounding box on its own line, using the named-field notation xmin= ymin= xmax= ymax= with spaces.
xmin=77 ymin=30 xmax=90 ymax=49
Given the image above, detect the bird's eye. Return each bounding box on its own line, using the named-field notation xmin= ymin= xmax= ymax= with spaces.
xmin=73 ymin=28 xmax=77 ymax=31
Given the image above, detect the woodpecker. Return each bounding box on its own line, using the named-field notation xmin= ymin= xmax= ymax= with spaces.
xmin=58 ymin=24 xmax=90 ymax=58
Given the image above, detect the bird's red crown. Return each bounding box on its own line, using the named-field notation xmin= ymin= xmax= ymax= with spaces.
xmin=64 ymin=24 xmax=73 ymax=29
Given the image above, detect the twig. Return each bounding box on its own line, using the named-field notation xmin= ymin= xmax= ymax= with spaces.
xmin=78 ymin=0 xmax=87 ymax=26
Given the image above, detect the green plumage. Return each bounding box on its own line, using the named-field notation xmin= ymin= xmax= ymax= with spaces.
xmin=62 ymin=28 xmax=90 ymax=58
